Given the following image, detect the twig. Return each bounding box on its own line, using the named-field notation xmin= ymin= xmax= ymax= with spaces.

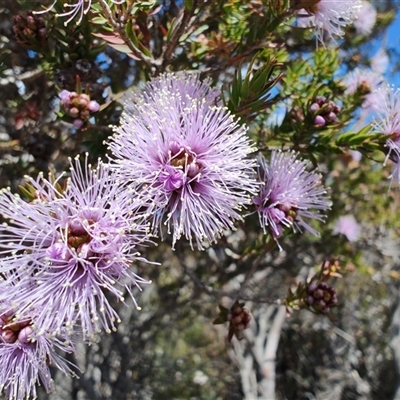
xmin=97 ymin=0 xmax=159 ymax=70
xmin=157 ymin=0 xmax=200 ymax=74
xmin=259 ymin=305 xmax=286 ymax=400
xmin=15 ymin=68 xmax=46 ymax=81
xmin=179 ymin=256 xmax=279 ymax=304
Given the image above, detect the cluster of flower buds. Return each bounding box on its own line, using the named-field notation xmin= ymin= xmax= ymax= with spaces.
xmin=310 ymin=96 xmax=341 ymax=126
xmin=284 ymin=259 xmax=341 ymax=316
xmin=213 ymin=301 xmax=251 ymax=343
xmin=227 ymin=302 xmax=252 ymax=340
xmin=59 ymin=90 xmax=100 ymax=129
xmin=0 ymin=313 xmax=32 ymax=345
xmin=305 ymin=281 xmax=338 ymax=313
xmin=13 ymin=11 xmax=47 ymax=47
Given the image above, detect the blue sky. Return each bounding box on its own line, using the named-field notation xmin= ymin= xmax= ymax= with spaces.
xmin=381 ymin=5 xmax=400 ymax=86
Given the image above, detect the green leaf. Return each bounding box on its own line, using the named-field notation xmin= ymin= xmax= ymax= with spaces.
xmin=167 ymin=17 xmax=180 ymax=42
xmin=91 ymin=16 xmax=108 ymax=25
xmin=212 ymin=316 xmax=227 ymax=325
xmin=184 ymin=0 xmax=193 ymax=10
xmin=18 ymin=184 xmax=36 ymax=201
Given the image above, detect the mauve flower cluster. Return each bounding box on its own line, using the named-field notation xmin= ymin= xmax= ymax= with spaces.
xmin=371 ymin=49 xmax=389 ymax=75
xmin=372 ymin=85 xmax=400 ymax=185
xmin=354 ymin=0 xmax=377 ymax=36
xmin=0 ymin=297 xmax=73 ymax=400
xmin=344 ymin=67 xmax=384 ymax=110
xmin=0 ymin=155 xmax=151 ymax=397
xmin=253 ymin=151 xmax=331 ymax=250
xmin=333 ymin=215 xmax=361 ymax=242
xmin=0 ymin=156 xmax=150 ymax=338
xmin=107 ymin=73 xmax=259 ymax=249
xmin=310 ymin=96 xmax=341 ymax=126
xmin=295 ymin=0 xmax=362 ymax=44
xmin=59 ymin=90 xmax=100 ymax=129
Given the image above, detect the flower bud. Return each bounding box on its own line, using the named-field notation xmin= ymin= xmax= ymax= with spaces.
xmin=307 ymin=282 xmax=318 ymax=293
xmin=18 ymin=326 xmax=33 ymax=344
xmin=326 ymin=112 xmax=338 ymax=123
xmin=13 ymin=11 xmax=47 ymax=47
xmin=80 ymin=110 xmax=90 ymax=119
xmin=59 ymin=90 xmax=71 ymax=105
xmin=26 ymin=16 xmax=36 ymax=29
xmin=58 ymin=89 xmax=101 ymax=127
xmin=37 ymin=27 xmax=47 ymax=40
xmin=80 ymin=94 xmax=90 ymax=102
xmin=314 ymin=115 xmax=326 ymax=126
xmin=232 ymin=306 xmax=242 ymax=315
xmin=311 ymin=96 xmax=341 ymax=126
xmin=315 ymin=95 xmax=327 ymax=105
xmin=227 ymin=302 xmax=251 ymax=342
xmin=69 ymin=92 xmax=79 ymax=101
xmin=69 ymin=107 xmax=80 ymax=118
xmin=88 ymin=100 xmax=100 ymax=112
xmin=313 ymin=289 xmax=324 ymax=299
xmin=78 ymin=98 xmax=89 ymax=108
xmin=2 ymin=329 xmax=17 ymax=344
xmin=73 ymin=119 xmax=84 ymax=129
xmin=307 ymin=296 xmax=315 ymax=305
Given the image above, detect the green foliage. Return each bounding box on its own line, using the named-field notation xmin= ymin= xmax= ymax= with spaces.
xmin=223 ymin=51 xmax=284 ymax=121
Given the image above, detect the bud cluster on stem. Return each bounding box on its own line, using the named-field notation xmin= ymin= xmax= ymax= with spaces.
xmin=13 ymin=11 xmax=47 ymax=47
xmin=284 ymin=259 xmax=341 ymax=315
xmin=227 ymin=302 xmax=251 ymax=343
xmin=310 ymin=96 xmax=341 ymax=127
xmin=59 ymin=90 xmax=100 ymax=129
xmin=305 ymin=281 xmax=338 ymax=313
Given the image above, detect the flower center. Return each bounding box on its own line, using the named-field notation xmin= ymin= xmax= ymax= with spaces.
xmin=160 ymin=145 xmax=202 ymax=192
xmin=67 ymin=218 xmax=94 ymax=250
xmin=255 ymin=197 xmax=299 ymax=238
xmin=359 ymin=80 xmax=371 ymax=95
xmin=276 ymin=203 xmax=298 ymax=222
xmin=170 ymin=148 xmax=201 ymax=179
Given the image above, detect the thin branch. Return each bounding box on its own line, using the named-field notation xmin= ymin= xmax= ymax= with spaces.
xmin=157 ymin=0 xmax=201 ymax=73
xmin=179 ymin=256 xmax=280 ymax=304
xmin=97 ymin=0 xmax=159 ymax=69
xmin=259 ymin=306 xmax=286 ymax=400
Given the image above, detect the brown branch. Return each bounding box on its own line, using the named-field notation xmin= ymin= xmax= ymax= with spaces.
xmin=157 ymin=0 xmax=201 ymax=74
xmin=178 ymin=255 xmax=280 ymax=304
xmin=97 ymin=0 xmax=159 ymax=70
